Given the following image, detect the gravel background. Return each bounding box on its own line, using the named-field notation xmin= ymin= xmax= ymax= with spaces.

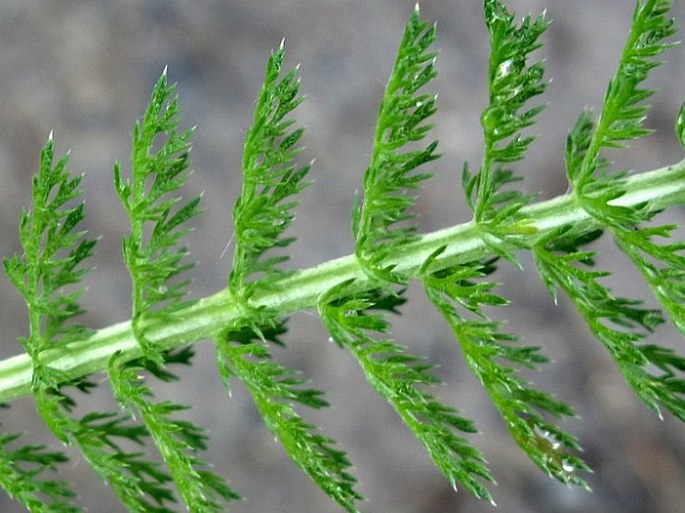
xmin=1 ymin=1 xmax=685 ymax=512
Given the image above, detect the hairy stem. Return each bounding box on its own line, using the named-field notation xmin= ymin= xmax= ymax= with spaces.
xmin=1 ymin=162 xmax=683 ymax=403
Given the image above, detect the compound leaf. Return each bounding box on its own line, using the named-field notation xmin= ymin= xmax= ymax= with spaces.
xmin=319 ymin=281 xmax=496 ymax=504
xmin=353 ymin=4 xmax=439 ymax=284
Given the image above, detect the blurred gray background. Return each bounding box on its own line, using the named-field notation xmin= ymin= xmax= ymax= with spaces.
xmin=1 ymin=1 xmax=685 ymax=512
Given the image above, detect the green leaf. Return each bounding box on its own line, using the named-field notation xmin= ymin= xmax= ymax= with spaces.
xmin=0 ymin=430 xmax=78 ymax=513
xmin=614 ymin=223 xmax=685 ymax=336
xmin=421 ymin=247 xmax=589 ymax=489
xmin=113 ymin=70 xmax=235 ymax=512
xmin=569 ymin=98 xmax=685 ymax=345
xmin=109 ymin=355 xmax=239 ymax=512
xmin=3 ymin=136 xmax=96 ymax=364
xmin=354 ymin=4 xmax=439 ymax=284
xmin=115 ymin=68 xmax=200 ymax=362
xmin=0 ymin=136 xmax=175 ymax=510
xmin=229 ymin=40 xmax=311 ymax=300
xmin=572 ymin=0 xmax=677 ymax=190
xmin=534 ymin=228 xmax=685 ymax=421
xmin=565 ymin=110 xmax=605 ymax=187
xmin=219 ymin=42 xmax=359 ymax=509
xmin=556 ymin=2 xmax=685 ymax=416
xmin=319 ymin=280 xmax=495 ymax=504
xmin=3 ymin=2 xmax=685 ymax=511
xmin=464 ymin=0 xmax=547 ymax=256
xmin=217 ymin=328 xmax=361 ymax=513
xmin=36 ymin=389 xmax=177 ymax=513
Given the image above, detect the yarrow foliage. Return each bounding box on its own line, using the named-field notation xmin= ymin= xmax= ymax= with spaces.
xmin=1 ymin=1 xmax=685 ymax=512
xmin=319 ymin=282 xmax=496 ymax=503
xmin=354 ymin=5 xmax=439 ymax=284
xmin=113 ymin=71 xmax=237 ymax=511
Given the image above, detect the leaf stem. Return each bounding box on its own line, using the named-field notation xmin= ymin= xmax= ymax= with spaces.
xmin=1 ymin=161 xmax=683 ymax=403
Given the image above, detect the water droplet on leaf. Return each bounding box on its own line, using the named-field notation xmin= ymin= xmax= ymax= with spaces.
xmin=561 ymin=459 xmax=575 ymax=473
xmin=497 ymin=59 xmax=513 ymax=77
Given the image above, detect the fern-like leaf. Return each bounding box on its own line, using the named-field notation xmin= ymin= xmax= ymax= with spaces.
xmin=572 ymin=0 xmax=677 ymax=189
xmin=353 ymin=4 xmax=439 ymax=284
xmin=3 ymin=137 xmax=95 ymax=372
xmin=217 ymin=329 xmax=362 ymax=513
xmin=462 ymin=0 xmax=547 ymax=262
xmin=220 ymin=41 xmax=360 ymax=511
xmin=332 ymin=8 xmax=494 ymax=500
xmin=430 ymin=1 xmax=588 ymax=488
xmin=114 ymin=69 xmax=201 ymax=361
xmin=109 ymin=354 xmax=239 ymax=512
xmin=534 ymin=227 xmax=685 ymax=421
xmin=607 ymin=105 xmax=685 ymax=336
xmin=615 ymin=223 xmax=685 ymax=331
xmin=564 ymin=0 xmax=676 ymax=235
xmin=0 ymin=430 xmax=78 ymax=513
xmin=421 ymin=248 xmax=590 ymax=489
xmin=36 ymin=392 xmax=177 ymax=513
xmin=113 ymin=70 xmax=236 ymax=511
xmin=564 ymin=1 xmax=676 ymax=229
xmin=229 ymin=40 xmax=311 ymax=301
xmin=551 ymin=0 xmax=685 ymax=421
xmin=3 ymin=2 xmax=685 ymax=511
xmin=2 ymin=137 xmax=176 ymax=510
xmin=319 ymin=281 xmax=495 ymax=504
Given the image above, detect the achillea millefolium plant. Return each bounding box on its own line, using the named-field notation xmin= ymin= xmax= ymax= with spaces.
xmin=1 ymin=0 xmax=685 ymax=511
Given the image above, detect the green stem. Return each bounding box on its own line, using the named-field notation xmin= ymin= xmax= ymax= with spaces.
xmin=1 ymin=162 xmax=684 ymax=403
